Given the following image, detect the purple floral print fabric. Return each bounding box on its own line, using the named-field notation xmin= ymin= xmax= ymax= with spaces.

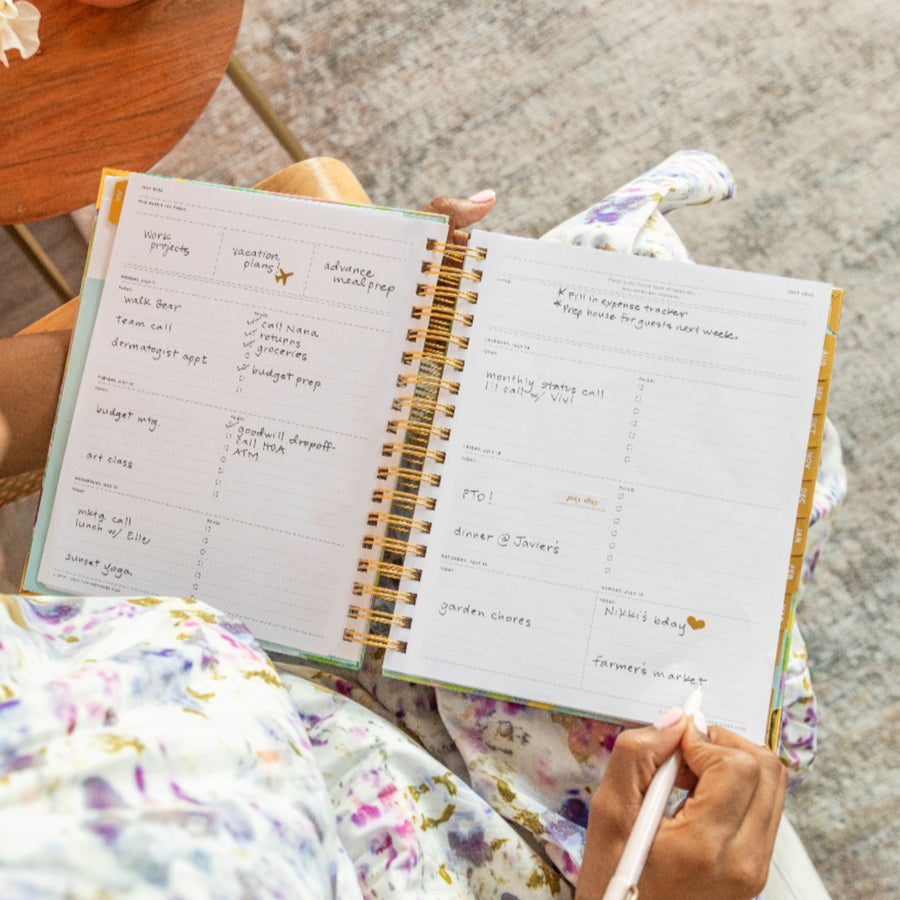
xmin=0 ymin=150 xmax=844 ymax=897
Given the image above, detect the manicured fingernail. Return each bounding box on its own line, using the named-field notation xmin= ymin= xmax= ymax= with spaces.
xmin=653 ymin=706 xmax=683 ymax=730
xmin=468 ymin=189 xmax=496 ymax=204
xmin=692 ymin=710 xmax=709 ymax=736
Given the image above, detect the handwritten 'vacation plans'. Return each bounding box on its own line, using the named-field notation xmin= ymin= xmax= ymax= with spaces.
xmin=385 ymin=229 xmax=833 ymax=740
xmin=35 ymin=174 xmax=448 ymax=664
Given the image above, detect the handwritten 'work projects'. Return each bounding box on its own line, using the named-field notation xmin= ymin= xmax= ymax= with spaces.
xmin=32 ymin=174 xmax=448 ymax=664
xmin=385 ymin=230 xmax=833 ymax=740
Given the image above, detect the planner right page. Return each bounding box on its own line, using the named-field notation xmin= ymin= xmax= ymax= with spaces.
xmin=386 ymin=230 xmax=834 ymax=741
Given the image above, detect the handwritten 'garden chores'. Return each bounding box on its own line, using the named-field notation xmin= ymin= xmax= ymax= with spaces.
xmin=385 ymin=230 xmax=834 ymax=740
xmin=35 ymin=173 xmax=448 ymax=664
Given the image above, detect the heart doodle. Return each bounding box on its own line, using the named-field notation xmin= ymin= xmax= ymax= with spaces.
xmin=687 ymin=615 xmax=706 ymax=631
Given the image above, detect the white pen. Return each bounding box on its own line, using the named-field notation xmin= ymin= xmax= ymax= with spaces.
xmin=601 ymin=688 xmax=704 ymax=900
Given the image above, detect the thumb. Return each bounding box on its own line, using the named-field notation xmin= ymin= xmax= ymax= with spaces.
xmin=421 ymin=190 xmax=496 ymax=237
xmin=678 ymin=710 xmax=720 ymax=776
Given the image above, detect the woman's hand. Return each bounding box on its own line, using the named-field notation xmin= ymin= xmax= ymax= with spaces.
xmin=577 ymin=712 xmax=788 ymax=900
xmin=421 ymin=190 xmax=496 ymax=244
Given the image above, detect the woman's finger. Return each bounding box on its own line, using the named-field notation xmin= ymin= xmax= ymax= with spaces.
xmin=421 ymin=190 xmax=496 ymax=239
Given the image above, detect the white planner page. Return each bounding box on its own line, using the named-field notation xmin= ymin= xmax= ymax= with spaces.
xmin=387 ymin=230 xmax=833 ymax=740
xmin=35 ymin=173 xmax=448 ymax=665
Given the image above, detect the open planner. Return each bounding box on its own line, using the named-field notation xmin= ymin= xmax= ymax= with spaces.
xmin=24 ymin=171 xmax=842 ymax=746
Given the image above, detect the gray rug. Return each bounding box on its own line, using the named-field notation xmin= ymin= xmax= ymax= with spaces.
xmin=8 ymin=0 xmax=900 ymax=895
xmin=163 ymin=2 xmax=900 ymax=894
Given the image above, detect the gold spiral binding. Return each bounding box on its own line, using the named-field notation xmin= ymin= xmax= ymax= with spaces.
xmin=401 ymin=350 xmax=465 ymax=372
xmin=381 ymin=443 xmax=446 ymax=464
xmin=416 ymin=283 xmax=479 ymax=304
xmin=346 ymin=240 xmax=485 ymax=655
xmin=425 ymin=238 xmax=488 ymax=263
xmin=352 ymin=583 xmax=418 ymax=605
xmin=371 ymin=488 xmax=437 ymax=511
xmin=407 ymin=328 xmax=469 ymax=350
xmin=391 ymin=395 xmax=457 ymax=417
xmin=347 ymin=605 xmax=414 ymax=628
xmin=357 ymin=558 xmax=422 ymax=581
xmin=343 ymin=628 xmax=408 ymax=653
xmin=386 ymin=419 xmax=451 ymax=441
xmin=362 ymin=534 xmax=427 ymax=557
xmin=396 ymin=373 xmax=459 ymax=394
xmin=366 ymin=510 xmax=432 ymax=534
xmin=411 ymin=305 xmax=474 ymax=327
xmin=376 ymin=465 xmax=441 ymax=487
xmin=420 ymin=261 xmax=482 ymax=284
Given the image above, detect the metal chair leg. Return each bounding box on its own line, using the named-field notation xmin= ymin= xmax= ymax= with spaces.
xmin=226 ymin=56 xmax=308 ymax=163
xmin=4 ymin=224 xmax=75 ymax=303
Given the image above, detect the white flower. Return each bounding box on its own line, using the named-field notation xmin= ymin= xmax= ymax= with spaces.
xmin=1 ymin=0 xmax=41 ymax=68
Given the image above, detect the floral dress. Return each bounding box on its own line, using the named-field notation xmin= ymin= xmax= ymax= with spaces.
xmin=0 ymin=151 xmax=845 ymax=899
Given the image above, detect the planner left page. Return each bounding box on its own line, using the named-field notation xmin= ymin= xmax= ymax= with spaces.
xmin=25 ymin=172 xmax=449 ymax=666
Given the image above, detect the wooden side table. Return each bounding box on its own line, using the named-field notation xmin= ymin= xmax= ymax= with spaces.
xmin=1 ymin=0 xmax=246 ymax=300
xmin=0 ymin=0 xmax=244 ymax=224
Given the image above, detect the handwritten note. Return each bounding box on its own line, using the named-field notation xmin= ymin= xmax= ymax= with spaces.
xmin=386 ymin=229 xmax=833 ymax=740
xmin=34 ymin=173 xmax=448 ymax=664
